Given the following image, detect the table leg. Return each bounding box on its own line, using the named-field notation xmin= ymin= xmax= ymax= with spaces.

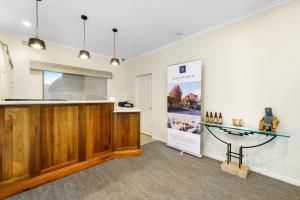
xmin=239 ymin=147 xmax=243 ymax=168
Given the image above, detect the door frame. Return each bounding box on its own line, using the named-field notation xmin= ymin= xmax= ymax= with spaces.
xmin=135 ymin=73 xmax=153 ymax=136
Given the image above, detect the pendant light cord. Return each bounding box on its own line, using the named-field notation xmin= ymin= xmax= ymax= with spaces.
xmin=36 ymin=0 xmax=39 ymax=37
xmin=83 ymin=20 xmax=86 ymax=49
xmin=113 ymin=32 xmax=116 ymax=57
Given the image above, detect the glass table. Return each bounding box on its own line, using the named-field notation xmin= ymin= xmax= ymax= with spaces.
xmin=199 ymin=122 xmax=290 ymax=168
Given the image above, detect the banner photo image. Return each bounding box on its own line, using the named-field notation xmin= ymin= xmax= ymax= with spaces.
xmin=167 ymin=60 xmax=202 ymax=157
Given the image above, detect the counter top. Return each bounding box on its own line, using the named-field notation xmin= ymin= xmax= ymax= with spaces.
xmin=114 ymin=107 xmax=142 ymax=113
xmin=0 ymin=101 xmax=142 ymax=113
xmin=0 ymin=100 xmax=114 ymax=105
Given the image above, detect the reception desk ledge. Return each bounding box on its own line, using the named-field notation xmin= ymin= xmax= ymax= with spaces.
xmin=0 ymin=100 xmax=114 ymax=105
xmin=114 ymin=107 xmax=142 ymax=113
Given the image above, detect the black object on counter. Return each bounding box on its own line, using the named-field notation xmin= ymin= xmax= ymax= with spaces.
xmin=118 ymin=101 xmax=134 ymax=108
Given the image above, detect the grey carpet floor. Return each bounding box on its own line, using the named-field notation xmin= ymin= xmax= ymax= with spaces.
xmin=8 ymin=141 xmax=300 ymax=200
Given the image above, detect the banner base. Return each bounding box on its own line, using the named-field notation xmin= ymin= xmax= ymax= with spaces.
xmin=166 ymin=144 xmax=203 ymax=158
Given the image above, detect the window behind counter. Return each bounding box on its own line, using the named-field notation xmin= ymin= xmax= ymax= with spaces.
xmin=43 ymin=71 xmax=107 ymax=100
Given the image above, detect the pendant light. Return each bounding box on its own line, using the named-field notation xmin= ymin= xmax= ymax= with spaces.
xmin=78 ymin=15 xmax=90 ymax=59
xmin=28 ymin=0 xmax=46 ymax=50
xmin=110 ymin=28 xmax=120 ymax=66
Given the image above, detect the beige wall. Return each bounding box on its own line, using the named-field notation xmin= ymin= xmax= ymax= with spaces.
xmin=127 ymin=1 xmax=300 ymax=185
xmin=0 ymin=32 xmax=127 ymax=101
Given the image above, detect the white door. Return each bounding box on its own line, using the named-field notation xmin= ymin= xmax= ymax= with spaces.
xmin=137 ymin=74 xmax=152 ymax=136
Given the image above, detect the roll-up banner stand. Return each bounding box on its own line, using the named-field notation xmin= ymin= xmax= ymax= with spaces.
xmin=167 ymin=60 xmax=203 ymax=158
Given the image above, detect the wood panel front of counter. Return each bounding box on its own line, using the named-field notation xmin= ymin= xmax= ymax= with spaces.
xmin=0 ymin=103 xmax=141 ymax=199
xmin=113 ymin=112 xmax=140 ymax=155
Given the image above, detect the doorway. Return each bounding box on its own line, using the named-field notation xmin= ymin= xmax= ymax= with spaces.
xmin=137 ymin=74 xmax=153 ymax=140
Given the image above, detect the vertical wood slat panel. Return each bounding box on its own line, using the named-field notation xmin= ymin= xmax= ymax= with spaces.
xmin=2 ymin=108 xmax=13 ymax=181
xmin=114 ymin=112 xmax=140 ymax=151
xmin=66 ymin=106 xmax=78 ymax=162
xmin=78 ymin=105 xmax=86 ymax=162
xmin=41 ymin=106 xmax=54 ymax=169
xmin=12 ymin=108 xmax=30 ymax=178
xmin=0 ymin=107 xmax=3 ymax=180
xmin=100 ymin=104 xmax=113 ymax=152
xmin=129 ymin=113 xmax=140 ymax=148
xmin=29 ymin=105 xmax=41 ymax=177
xmin=0 ymin=106 xmax=41 ymax=187
xmin=82 ymin=103 xmax=113 ymax=159
xmin=41 ymin=105 xmax=79 ymax=172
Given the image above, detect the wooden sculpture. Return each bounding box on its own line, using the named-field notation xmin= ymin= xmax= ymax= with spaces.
xmin=0 ymin=40 xmax=14 ymax=68
xmin=259 ymin=107 xmax=280 ymax=132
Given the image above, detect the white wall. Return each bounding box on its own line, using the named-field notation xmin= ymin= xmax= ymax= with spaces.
xmin=127 ymin=1 xmax=300 ymax=186
xmin=0 ymin=32 xmax=127 ymax=101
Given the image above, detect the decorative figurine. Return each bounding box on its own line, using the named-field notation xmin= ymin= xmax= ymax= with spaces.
xmin=232 ymin=119 xmax=244 ymax=127
xmin=0 ymin=40 xmax=14 ymax=68
xmin=259 ymin=107 xmax=280 ymax=132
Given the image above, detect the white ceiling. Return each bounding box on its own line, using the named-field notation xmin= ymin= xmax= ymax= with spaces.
xmin=0 ymin=0 xmax=288 ymax=60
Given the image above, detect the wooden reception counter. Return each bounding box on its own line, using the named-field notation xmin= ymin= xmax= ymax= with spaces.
xmin=0 ymin=101 xmax=141 ymax=199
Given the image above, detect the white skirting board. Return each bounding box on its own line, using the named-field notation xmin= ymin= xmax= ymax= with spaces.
xmin=204 ymin=151 xmax=300 ymax=187
xmin=155 ymin=137 xmax=300 ymax=187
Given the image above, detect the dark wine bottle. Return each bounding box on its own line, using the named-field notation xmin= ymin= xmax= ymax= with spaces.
xmin=218 ymin=112 xmax=223 ymax=124
xmin=205 ymin=112 xmax=209 ymax=122
xmin=209 ymin=112 xmax=213 ymax=123
xmin=214 ymin=112 xmax=218 ymax=124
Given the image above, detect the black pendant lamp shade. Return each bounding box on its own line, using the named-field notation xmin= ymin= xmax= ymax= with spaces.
xmin=28 ymin=0 xmax=46 ymax=50
xmin=110 ymin=28 xmax=120 ymax=66
xmin=28 ymin=37 xmax=46 ymax=50
xmin=78 ymin=15 xmax=90 ymax=59
xmin=110 ymin=57 xmax=120 ymax=66
xmin=79 ymin=49 xmax=90 ymax=60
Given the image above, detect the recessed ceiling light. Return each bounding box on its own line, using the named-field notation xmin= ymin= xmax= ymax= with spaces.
xmin=22 ymin=21 xmax=32 ymax=28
